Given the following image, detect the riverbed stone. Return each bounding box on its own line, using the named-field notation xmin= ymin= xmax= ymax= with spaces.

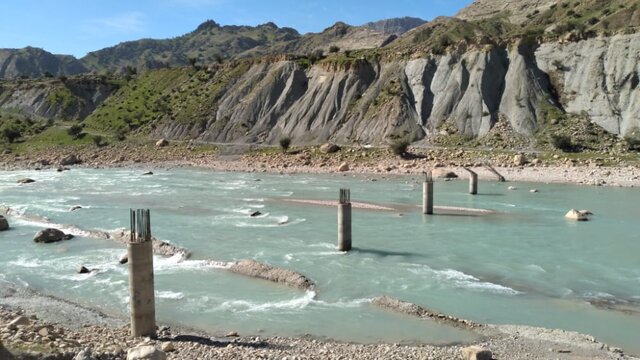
xmin=320 ymin=143 xmax=340 ymax=154
xmin=0 ymin=215 xmax=8 ymax=231
xmin=461 ymin=346 xmax=493 ymax=360
xmin=338 ymin=162 xmax=349 ymax=172
xmin=60 ymin=154 xmax=80 ymax=166
xmin=565 ymin=209 xmax=589 ymax=221
xmin=33 ymin=228 xmax=67 ymax=243
xmin=126 ymin=345 xmax=167 ymax=360
xmin=155 ymin=139 xmax=169 ymax=148
xmin=17 ymin=178 xmax=35 ymax=184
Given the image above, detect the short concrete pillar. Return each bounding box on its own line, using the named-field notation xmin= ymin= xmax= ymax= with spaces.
xmin=128 ymin=209 xmax=156 ymax=338
xmin=469 ymin=172 xmax=478 ymax=195
xmin=463 ymin=167 xmax=478 ymax=195
xmin=422 ymin=172 xmax=434 ymax=215
xmin=338 ymin=189 xmax=352 ymax=251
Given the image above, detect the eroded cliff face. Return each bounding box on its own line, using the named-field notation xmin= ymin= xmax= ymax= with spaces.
xmin=536 ymin=33 xmax=640 ymax=135
xmin=0 ymin=78 xmax=118 ymax=120
xmin=150 ymin=34 xmax=633 ymax=145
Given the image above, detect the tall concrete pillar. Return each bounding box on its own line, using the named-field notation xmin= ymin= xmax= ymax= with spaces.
xmin=463 ymin=167 xmax=478 ymax=195
xmin=338 ymin=189 xmax=352 ymax=251
xmin=128 ymin=209 xmax=156 ymax=338
xmin=423 ymin=172 xmax=434 ymax=215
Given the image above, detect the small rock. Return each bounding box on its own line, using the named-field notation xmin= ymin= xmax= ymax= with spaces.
xmin=142 ymin=171 xmax=153 ymax=176
xmin=513 ymin=154 xmax=527 ymax=166
xmin=226 ymin=331 xmax=239 ymax=337
xmin=38 ymin=327 xmax=49 ymax=337
xmin=74 ymin=347 xmax=97 ymax=360
xmin=126 ymin=345 xmax=166 ymax=360
xmin=461 ymin=345 xmax=492 ymax=360
xmin=320 ymin=143 xmax=340 ymax=154
xmin=578 ymin=209 xmax=593 ymax=216
xmin=17 ymin=178 xmax=35 ymax=184
xmin=62 ymin=234 xmax=75 ymax=240
xmin=160 ymin=342 xmax=174 ymax=352
xmin=565 ymin=209 xmax=589 ymax=221
xmin=530 ymin=189 xmax=539 ymax=193
xmin=76 ymin=266 xmax=90 ymax=274
xmin=250 ymin=211 xmax=262 ymax=217
xmin=0 ymin=215 xmax=8 ymax=231
xmin=338 ymin=162 xmax=349 ymax=172
xmin=432 ymin=169 xmax=458 ymax=179
xmin=69 ymin=206 xmax=82 ymax=212
xmin=508 ymin=186 xmax=517 ymax=190
xmin=119 ymin=254 xmax=129 ymax=264
xmin=155 ymin=139 xmax=169 ymax=148
xmin=8 ymin=316 xmax=30 ymax=328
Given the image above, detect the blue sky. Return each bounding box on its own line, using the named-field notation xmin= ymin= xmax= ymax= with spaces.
xmin=0 ymin=0 xmax=473 ymax=58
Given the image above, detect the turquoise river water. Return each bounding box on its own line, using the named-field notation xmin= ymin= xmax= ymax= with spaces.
xmin=0 ymin=168 xmax=639 ymax=353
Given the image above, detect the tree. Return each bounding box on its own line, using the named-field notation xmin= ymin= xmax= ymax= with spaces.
xmin=67 ymin=124 xmax=83 ymax=139
xmin=188 ymin=57 xmax=198 ymax=68
xmin=329 ymin=45 xmax=340 ymax=53
xmin=279 ymin=136 xmax=292 ymax=154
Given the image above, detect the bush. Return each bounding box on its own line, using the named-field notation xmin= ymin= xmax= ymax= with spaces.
xmin=550 ymin=134 xmax=573 ymax=152
xmin=328 ymin=45 xmax=340 ymax=53
xmin=279 ymin=136 xmax=292 ymax=153
xmin=1 ymin=126 xmax=21 ymax=143
xmin=390 ymin=138 xmax=410 ymax=157
xmin=67 ymin=124 xmax=84 ymax=139
xmin=115 ymin=127 xmax=127 ymax=141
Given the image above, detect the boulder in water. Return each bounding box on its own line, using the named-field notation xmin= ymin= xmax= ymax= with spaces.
xmin=250 ymin=211 xmax=262 ymax=217
xmin=76 ymin=266 xmax=90 ymax=274
xmin=69 ymin=206 xmax=82 ymax=212
xmin=17 ymin=178 xmax=35 ymax=184
xmin=119 ymin=254 xmax=129 ymax=264
xmin=142 ymin=171 xmax=154 ymax=176
xmin=565 ymin=209 xmax=589 ymax=221
xmin=33 ymin=228 xmax=67 ymax=243
xmin=0 ymin=215 xmax=8 ymax=231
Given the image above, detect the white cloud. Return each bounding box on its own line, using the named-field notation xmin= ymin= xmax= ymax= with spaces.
xmin=93 ymin=12 xmax=146 ymax=34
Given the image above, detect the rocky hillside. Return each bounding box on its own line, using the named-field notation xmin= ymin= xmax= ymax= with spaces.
xmin=364 ymin=17 xmax=427 ymax=34
xmin=0 ymin=76 xmax=120 ymax=121
xmin=1 ymin=0 xmax=639 ymax=151
xmin=0 ymin=47 xmax=87 ymax=79
xmin=456 ymin=0 xmax=558 ymax=24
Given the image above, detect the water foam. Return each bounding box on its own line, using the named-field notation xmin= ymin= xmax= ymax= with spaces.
xmin=408 ymin=265 xmax=521 ymax=296
xmin=219 ymin=291 xmax=316 ymax=313
xmin=156 ymin=291 xmax=185 ymax=300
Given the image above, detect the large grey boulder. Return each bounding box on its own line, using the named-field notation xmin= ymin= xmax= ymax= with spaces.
xmin=60 ymin=154 xmax=80 ymax=166
xmin=461 ymin=346 xmax=493 ymax=360
xmin=0 ymin=215 xmax=8 ymax=231
xmin=126 ymin=345 xmax=167 ymax=360
xmin=33 ymin=228 xmax=67 ymax=243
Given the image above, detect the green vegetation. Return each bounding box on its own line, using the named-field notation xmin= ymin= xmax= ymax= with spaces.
xmin=279 ymin=136 xmax=292 ymax=153
xmin=84 ymin=61 xmax=250 ymax=136
xmin=46 ymin=85 xmax=80 ymax=112
xmin=389 ymin=138 xmax=410 ymax=157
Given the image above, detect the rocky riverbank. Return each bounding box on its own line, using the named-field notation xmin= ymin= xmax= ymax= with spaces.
xmin=1 ymin=141 xmax=639 ymax=187
xmin=0 ymin=280 xmax=636 ymax=360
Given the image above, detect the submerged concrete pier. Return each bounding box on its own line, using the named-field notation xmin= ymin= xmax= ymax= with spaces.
xmin=423 ymin=172 xmax=434 ymax=215
xmin=128 ymin=209 xmax=156 ymax=338
xmin=338 ymin=189 xmax=352 ymax=252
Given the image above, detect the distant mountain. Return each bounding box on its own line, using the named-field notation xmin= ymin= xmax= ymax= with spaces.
xmin=81 ymin=20 xmax=300 ymax=73
xmin=0 ymin=47 xmax=87 ymax=79
xmin=363 ymin=17 xmax=427 ymax=34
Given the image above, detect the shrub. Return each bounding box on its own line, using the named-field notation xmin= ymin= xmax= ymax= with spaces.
xmin=67 ymin=124 xmax=84 ymax=139
xmin=279 ymin=136 xmax=292 ymax=153
xmin=328 ymin=45 xmax=340 ymax=53
xmin=115 ymin=127 xmax=127 ymax=141
xmin=390 ymin=138 xmax=410 ymax=157
xmin=1 ymin=126 xmax=21 ymax=143
xmin=550 ymin=134 xmax=573 ymax=152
